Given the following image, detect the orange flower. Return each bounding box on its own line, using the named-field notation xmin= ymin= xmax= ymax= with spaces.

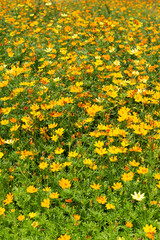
xmin=73 ymin=214 xmax=80 ymax=221
xmin=125 ymin=222 xmax=133 ymax=228
xmin=18 ymin=215 xmax=25 ymax=221
xmin=57 ymin=234 xmax=71 ymax=240
xmin=96 ymin=195 xmax=107 ymax=204
xmin=59 ymin=178 xmax=71 ymax=189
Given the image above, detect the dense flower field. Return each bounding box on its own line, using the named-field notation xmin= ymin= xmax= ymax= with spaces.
xmin=0 ymin=0 xmax=160 ymax=239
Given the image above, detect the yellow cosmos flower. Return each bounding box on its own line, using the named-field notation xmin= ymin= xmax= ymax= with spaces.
xmin=50 ymin=162 xmax=62 ymax=172
xmin=55 ymin=147 xmax=64 ymax=154
xmin=96 ymin=195 xmax=107 ymax=204
xmin=29 ymin=212 xmax=37 ymax=219
xmin=0 ymin=207 xmax=5 ymax=215
xmin=68 ymin=151 xmax=78 ymax=158
xmin=57 ymin=234 xmax=71 ymax=240
xmin=32 ymin=221 xmax=39 ymax=228
xmin=156 ymin=181 xmax=160 ymax=189
xmin=137 ymin=166 xmax=148 ymax=174
xmin=154 ymin=173 xmax=160 ymax=180
xmin=121 ymin=172 xmax=134 ymax=182
xmin=90 ymin=183 xmax=102 ymax=190
xmin=59 ymin=178 xmax=71 ymax=189
xmin=18 ymin=215 xmax=25 ymax=221
xmin=41 ymin=198 xmax=50 ymax=208
xmin=3 ymin=192 xmax=14 ymax=205
xmin=112 ymin=182 xmax=123 ymax=190
xmin=95 ymin=147 xmax=107 ymax=156
xmin=0 ymin=152 xmax=4 ymax=158
xmin=39 ymin=161 xmax=48 ymax=170
xmin=43 ymin=187 xmax=51 ymax=192
xmin=49 ymin=192 xmax=59 ymax=199
xmin=143 ymin=224 xmax=156 ymax=234
xmin=129 ymin=160 xmax=140 ymax=167
xmin=105 ymin=203 xmax=115 ymax=209
xmin=94 ymin=141 xmax=104 ymax=148
xmin=55 ymin=128 xmax=64 ymax=136
xmin=73 ymin=214 xmax=80 ymax=221
xmin=27 ymin=186 xmax=38 ymax=193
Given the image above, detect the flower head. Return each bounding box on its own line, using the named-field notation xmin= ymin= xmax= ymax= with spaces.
xmin=131 ymin=191 xmax=145 ymax=201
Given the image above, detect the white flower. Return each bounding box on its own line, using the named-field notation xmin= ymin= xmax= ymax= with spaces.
xmin=131 ymin=191 xmax=145 ymax=201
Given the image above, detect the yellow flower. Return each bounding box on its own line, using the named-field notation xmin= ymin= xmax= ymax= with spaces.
xmin=129 ymin=160 xmax=140 ymax=167
xmin=48 ymin=122 xmax=58 ymax=128
xmin=154 ymin=173 xmax=160 ymax=180
xmin=57 ymin=234 xmax=71 ymax=240
xmin=49 ymin=192 xmax=59 ymax=199
xmin=95 ymin=147 xmax=107 ymax=156
xmin=109 ymin=156 xmax=117 ymax=162
xmin=59 ymin=178 xmax=71 ymax=189
xmin=156 ymin=181 xmax=160 ymax=189
xmin=51 ymin=134 xmax=58 ymax=142
xmin=121 ymin=172 xmax=134 ymax=182
xmin=94 ymin=141 xmax=104 ymax=148
xmin=32 ymin=221 xmax=39 ymax=228
xmin=73 ymin=214 xmax=80 ymax=221
xmin=10 ymin=124 xmax=20 ymax=132
xmin=63 ymin=162 xmax=72 ymax=167
xmin=3 ymin=192 xmax=14 ymax=205
xmin=83 ymin=158 xmax=92 ymax=165
xmin=90 ymin=183 xmax=102 ymax=190
xmin=55 ymin=147 xmax=64 ymax=154
xmin=1 ymin=120 xmax=9 ymax=125
xmin=18 ymin=215 xmax=25 ymax=221
xmin=29 ymin=212 xmax=37 ymax=219
xmin=143 ymin=224 xmax=156 ymax=234
xmin=105 ymin=203 xmax=115 ymax=209
xmin=55 ymin=128 xmax=64 ymax=136
xmin=43 ymin=187 xmax=51 ymax=192
xmin=0 ymin=152 xmax=4 ymax=158
xmin=112 ymin=182 xmax=123 ymax=190
xmin=68 ymin=151 xmax=78 ymax=158
xmin=50 ymin=162 xmax=62 ymax=172
xmin=27 ymin=186 xmax=38 ymax=193
xmin=41 ymin=198 xmax=50 ymax=208
xmin=137 ymin=166 xmax=148 ymax=174
xmin=39 ymin=161 xmax=48 ymax=170
xmin=0 ymin=207 xmax=5 ymax=215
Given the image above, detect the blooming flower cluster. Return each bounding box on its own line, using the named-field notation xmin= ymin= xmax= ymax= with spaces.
xmin=0 ymin=0 xmax=160 ymax=239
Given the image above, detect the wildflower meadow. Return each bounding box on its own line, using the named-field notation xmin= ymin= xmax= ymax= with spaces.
xmin=0 ymin=0 xmax=160 ymax=239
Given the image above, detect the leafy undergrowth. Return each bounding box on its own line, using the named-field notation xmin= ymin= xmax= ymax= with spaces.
xmin=0 ymin=0 xmax=160 ymax=239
